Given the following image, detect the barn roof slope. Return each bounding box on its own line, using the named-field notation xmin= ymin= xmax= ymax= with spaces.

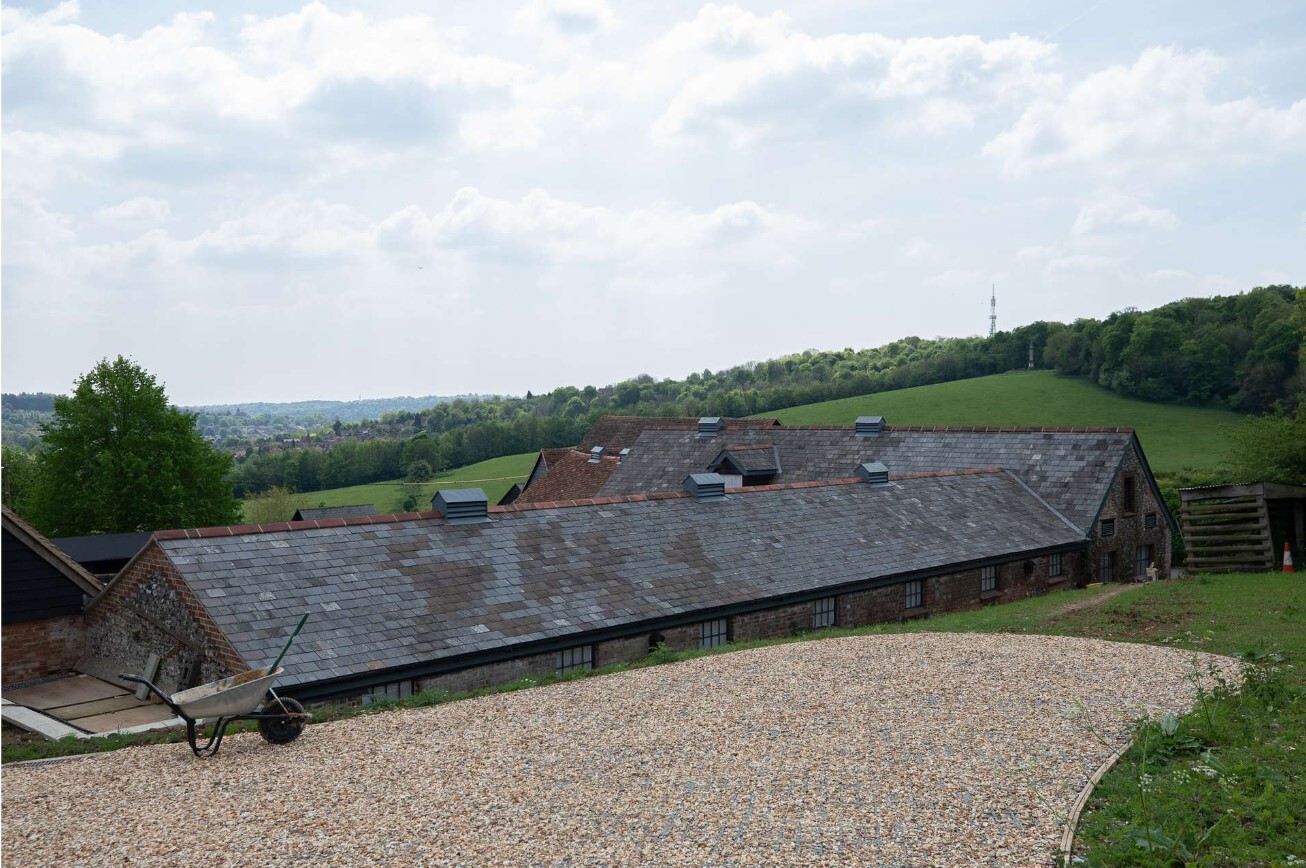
xmin=577 ymin=416 xmax=780 ymax=452
xmin=156 ymin=470 xmax=1084 ymax=693
xmin=601 ymin=427 xmax=1137 ymax=532
xmin=292 ymin=504 xmax=378 ymax=522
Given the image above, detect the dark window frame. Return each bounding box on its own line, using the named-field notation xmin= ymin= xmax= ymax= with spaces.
xmin=700 ymin=618 xmax=729 ymax=649
xmin=1122 ymin=475 xmax=1136 ymax=514
xmin=557 ymin=645 xmax=594 ymax=676
xmin=1100 ymin=550 xmax=1116 ymax=582
xmin=812 ymin=596 xmax=837 ymax=629
xmin=1145 ymin=512 xmax=1158 ymax=530
xmin=904 ymin=579 xmax=924 ymax=610
xmin=1101 ymin=518 xmax=1116 ymax=537
xmin=1135 ymin=544 xmax=1154 ymax=579
xmin=980 ymin=565 xmax=998 ymax=593
xmin=1050 ymin=552 xmax=1064 ymax=577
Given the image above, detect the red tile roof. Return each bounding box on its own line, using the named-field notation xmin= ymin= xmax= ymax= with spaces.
xmin=513 ymin=450 xmax=621 ymax=504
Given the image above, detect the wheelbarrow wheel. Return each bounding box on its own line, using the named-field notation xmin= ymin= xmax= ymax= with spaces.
xmin=258 ymin=697 xmax=306 ymax=745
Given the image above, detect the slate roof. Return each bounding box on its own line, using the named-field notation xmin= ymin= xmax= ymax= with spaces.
xmin=602 ymin=427 xmax=1139 ymax=532
xmin=513 ymin=450 xmax=620 ymax=504
xmin=292 ymin=504 xmax=378 ymax=522
xmin=154 ymin=470 xmax=1085 ymax=695
xmin=577 ymin=416 xmax=781 ymax=452
xmin=50 ymin=531 xmax=152 ymax=569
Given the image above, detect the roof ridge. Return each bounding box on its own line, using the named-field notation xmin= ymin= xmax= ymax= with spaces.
xmin=723 ymin=425 xmax=1137 ymax=434
xmin=154 ymin=467 xmax=1016 ymax=538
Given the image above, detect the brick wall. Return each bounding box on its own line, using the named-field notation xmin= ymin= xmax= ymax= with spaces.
xmin=78 ymin=541 xmax=246 ymax=693
xmin=2 ymin=614 xmax=84 ymax=683
xmin=1091 ymin=445 xmax=1172 ymax=581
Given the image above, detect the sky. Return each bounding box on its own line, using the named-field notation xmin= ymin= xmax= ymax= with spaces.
xmin=2 ymin=1 xmax=1304 ymax=404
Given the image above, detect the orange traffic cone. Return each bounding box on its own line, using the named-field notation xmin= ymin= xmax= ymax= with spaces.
xmin=1285 ymin=543 xmax=1295 ymax=573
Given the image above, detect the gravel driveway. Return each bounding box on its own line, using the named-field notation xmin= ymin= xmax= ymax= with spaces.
xmin=2 ymin=633 xmax=1239 ymax=866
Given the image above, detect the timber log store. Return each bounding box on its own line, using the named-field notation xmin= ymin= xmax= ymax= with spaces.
xmin=81 ymin=468 xmax=1089 ymax=704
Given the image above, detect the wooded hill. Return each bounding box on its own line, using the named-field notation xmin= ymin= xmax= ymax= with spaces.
xmin=226 ymin=285 xmax=1302 ymax=496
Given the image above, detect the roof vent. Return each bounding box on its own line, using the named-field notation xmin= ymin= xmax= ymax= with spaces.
xmin=683 ymin=473 xmax=727 ymax=501
xmin=855 ymin=416 xmax=884 ymax=438
xmin=618 ymin=448 xmax=631 ymax=462
xmin=698 ymin=416 xmax=723 ymax=437
xmin=855 ymin=462 xmax=890 ymax=485
xmin=433 ymin=488 xmax=490 ymax=525
xmin=588 ymin=446 xmax=606 ymax=463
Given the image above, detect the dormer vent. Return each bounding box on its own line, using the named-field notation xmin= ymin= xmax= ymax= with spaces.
xmin=618 ymin=448 xmax=631 ymax=462
xmin=683 ymin=473 xmax=727 ymax=501
xmin=855 ymin=462 xmax=890 ymax=485
xmin=855 ymin=416 xmax=884 ymax=438
xmin=698 ymin=417 xmax=723 ymax=437
xmin=433 ymin=488 xmax=490 ymax=524
xmin=588 ymin=446 xmax=606 ymax=463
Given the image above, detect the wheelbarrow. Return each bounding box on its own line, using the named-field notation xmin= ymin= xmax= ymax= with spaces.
xmin=119 ymin=614 xmax=310 ymax=757
xmin=120 ymin=667 xmax=308 ymax=758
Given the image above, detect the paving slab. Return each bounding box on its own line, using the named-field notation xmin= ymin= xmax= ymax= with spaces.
xmin=54 ymin=695 xmax=158 ymax=721
xmin=74 ymin=704 xmax=178 ymax=734
xmin=4 ymin=675 xmax=126 ymax=710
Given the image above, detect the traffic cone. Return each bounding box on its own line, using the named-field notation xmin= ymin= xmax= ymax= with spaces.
xmin=1285 ymin=543 xmax=1295 ymax=574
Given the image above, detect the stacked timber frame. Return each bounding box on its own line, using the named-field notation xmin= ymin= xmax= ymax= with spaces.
xmin=83 ymin=468 xmax=1088 ymax=703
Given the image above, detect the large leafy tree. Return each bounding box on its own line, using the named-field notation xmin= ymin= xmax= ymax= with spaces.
xmin=28 ymin=357 xmax=240 ymax=535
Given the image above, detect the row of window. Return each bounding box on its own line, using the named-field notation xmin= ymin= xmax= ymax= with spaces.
xmin=1100 ymin=513 xmax=1159 ymax=538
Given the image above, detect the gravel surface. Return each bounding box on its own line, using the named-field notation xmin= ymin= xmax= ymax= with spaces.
xmin=2 ymin=633 xmax=1239 ymax=867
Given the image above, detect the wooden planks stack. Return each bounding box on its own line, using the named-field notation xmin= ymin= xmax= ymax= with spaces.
xmin=1180 ymin=484 xmax=1275 ymax=572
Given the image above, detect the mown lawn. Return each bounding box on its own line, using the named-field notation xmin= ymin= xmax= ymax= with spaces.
xmin=762 ymin=371 xmax=1243 ymax=473
xmin=259 ymin=452 xmax=537 ymax=514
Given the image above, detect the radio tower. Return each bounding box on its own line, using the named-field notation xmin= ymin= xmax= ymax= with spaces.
xmin=988 ymin=285 xmax=997 ymax=337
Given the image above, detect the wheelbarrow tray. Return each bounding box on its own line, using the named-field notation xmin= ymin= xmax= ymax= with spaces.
xmin=171 ymin=667 xmax=283 ymax=720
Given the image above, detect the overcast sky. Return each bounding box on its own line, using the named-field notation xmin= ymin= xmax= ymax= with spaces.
xmin=2 ymin=1 xmax=1303 ymax=404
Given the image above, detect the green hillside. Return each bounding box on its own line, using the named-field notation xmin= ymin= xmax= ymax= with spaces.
xmin=763 ymin=371 xmax=1242 ymax=473
xmin=258 ymin=452 xmax=537 ymax=516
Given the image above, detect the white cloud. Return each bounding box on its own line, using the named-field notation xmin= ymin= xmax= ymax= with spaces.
xmin=1149 ymin=269 xmax=1193 ymax=280
xmin=1016 ymin=245 xmax=1056 ymax=261
xmin=95 ymin=197 xmax=171 ymax=226
xmin=986 ymin=47 xmax=1306 ymax=177
xmin=924 ymin=268 xmax=983 ymax=289
xmin=652 ymin=5 xmax=1059 ymax=146
xmin=1045 ymin=254 xmax=1124 ymax=275
xmin=903 ymin=237 xmax=930 ymax=258
xmin=1072 ymin=193 xmax=1178 ymax=235
xmin=512 ymin=0 xmax=614 ymax=37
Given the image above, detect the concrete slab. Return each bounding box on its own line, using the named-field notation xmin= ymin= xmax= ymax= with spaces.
xmin=55 ymin=695 xmax=156 ymax=721
xmin=0 ymin=699 xmax=87 ymax=740
xmin=5 ymin=675 xmax=126 ymax=710
xmin=76 ymin=704 xmax=178 ymax=733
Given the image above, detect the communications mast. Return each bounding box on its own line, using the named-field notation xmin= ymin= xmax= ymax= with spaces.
xmin=989 ymin=285 xmax=997 ymax=337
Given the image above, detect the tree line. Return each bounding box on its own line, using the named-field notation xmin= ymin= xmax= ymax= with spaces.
xmin=228 ymin=285 xmax=1302 ymax=497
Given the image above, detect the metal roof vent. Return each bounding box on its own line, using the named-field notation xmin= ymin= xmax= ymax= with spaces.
xmin=588 ymin=446 xmax=606 ymax=463
xmin=433 ymin=488 xmax=490 ymax=524
xmin=683 ymin=473 xmax=727 ymax=501
xmin=698 ymin=416 xmax=723 ymax=437
xmin=618 ymin=448 xmax=631 ymax=462
xmin=855 ymin=416 xmax=884 ymax=438
xmin=855 ymin=462 xmax=890 ymax=485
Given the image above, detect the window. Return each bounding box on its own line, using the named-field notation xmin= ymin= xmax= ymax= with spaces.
xmin=557 ymin=645 xmax=593 ymax=676
xmin=363 ymin=680 xmax=414 ymax=705
xmin=812 ymin=597 xmax=837 ymax=629
xmin=1100 ymin=518 xmax=1116 ymax=537
xmin=904 ymin=580 xmax=923 ymax=610
xmin=1122 ymin=476 xmax=1136 ymax=514
xmin=1100 ymin=551 xmax=1116 ymax=582
xmin=1050 ymin=553 xmax=1064 ymax=577
xmin=1135 ymin=544 xmax=1154 ymax=579
xmin=700 ymin=618 xmax=729 ymax=649
xmin=1145 ymin=512 xmax=1158 ymax=530
xmin=980 ymin=565 xmax=998 ymax=593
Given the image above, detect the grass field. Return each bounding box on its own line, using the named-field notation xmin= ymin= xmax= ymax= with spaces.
xmin=265 ymin=452 xmax=536 ymax=515
xmin=762 ymin=371 xmax=1244 ymax=472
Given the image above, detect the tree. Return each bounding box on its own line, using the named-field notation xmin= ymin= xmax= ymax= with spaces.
xmin=242 ymin=485 xmax=299 ymax=524
xmin=1225 ymin=403 xmax=1306 ymax=483
xmin=26 ymin=356 xmax=241 ymax=535
xmin=406 ymin=459 xmax=434 ymax=482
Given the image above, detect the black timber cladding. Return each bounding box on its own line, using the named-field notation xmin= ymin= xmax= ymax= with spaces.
xmin=157 ymin=471 xmax=1086 ymax=694
xmin=599 ymin=428 xmax=1138 ymax=532
xmin=3 ymin=528 xmax=89 ymax=623
xmin=51 ymin=531 xmax=151 ymax=575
